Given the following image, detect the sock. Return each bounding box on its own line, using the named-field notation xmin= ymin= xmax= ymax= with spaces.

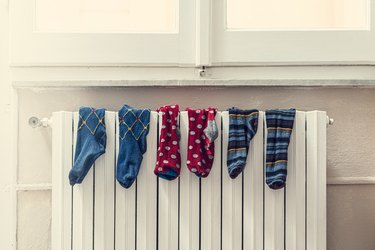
xmin=69 ymin=107 xmax=106 ymax=186
xmin=186 ymin=107 xmax=218 ymax=177
xmin=154 ymin=104 xmax=181 ymax=180
xmin=116 ymin=105 xmax=151 ymax=189
xmin=227 ymin=108 xmax=258 ymax=179
xmin=204 ymin=108 xmax=219 ymax=143
xmin=265 ymin=108 xmax=296 ymax=190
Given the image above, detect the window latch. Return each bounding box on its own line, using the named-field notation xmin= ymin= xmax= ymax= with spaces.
xmin=199 ymin=66 xmax=208 ymax=77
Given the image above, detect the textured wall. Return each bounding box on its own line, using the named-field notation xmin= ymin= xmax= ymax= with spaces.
xmin=17 ymin=87 xmax=375 ymax=250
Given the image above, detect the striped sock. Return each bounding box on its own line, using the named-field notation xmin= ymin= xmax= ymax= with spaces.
xmin=227 ymin=108 xmax=259 ymax=179
xmin=265 ymin=109 xmax=296 ymax=190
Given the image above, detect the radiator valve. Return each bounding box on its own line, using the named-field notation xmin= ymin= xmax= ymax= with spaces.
xmin=29 ymin=117 xmax=52 ymax=128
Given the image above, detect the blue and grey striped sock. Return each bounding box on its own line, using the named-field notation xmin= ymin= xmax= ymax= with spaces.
xmin=227 ymin=108 xmax=259 ymax=179
xmin=265 ymin=109 xmax=296 ymax=190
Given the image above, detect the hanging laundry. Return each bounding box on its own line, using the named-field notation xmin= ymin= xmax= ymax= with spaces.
xmin=69 ymin=107 xmax=106 ymax=185
xmin=226 ymin=108 xmax=259 ymax=179
xmin=154 ymin=104 xmax=181 ymax=180
xmin=116 ymin=104 xmax=151 ymax=189
xmin=186 ymin=107 xmax=218 ymax=177
xmin=265 ymin=108 xmax=296 ymax=190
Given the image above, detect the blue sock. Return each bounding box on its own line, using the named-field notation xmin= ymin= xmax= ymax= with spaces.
xmin=265 ymin=109 xmax=296 ymax=190
xmin=69 ymin=107 xmax=106 ymax=186
xmin=116 ymin=105 xmax=151 ymax=189
xmin=227 ymin=108 xmax=259 ymax=179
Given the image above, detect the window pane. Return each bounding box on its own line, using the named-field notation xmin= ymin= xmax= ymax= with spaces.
xmin=227 ymin=0 xmax=369 ymax=30
xmin=34 ymin=0 xmax=178 ymax=33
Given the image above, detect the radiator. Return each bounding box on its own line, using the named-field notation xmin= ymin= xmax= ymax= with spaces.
xmin=51 ymin=110 xmax=327 ymax=250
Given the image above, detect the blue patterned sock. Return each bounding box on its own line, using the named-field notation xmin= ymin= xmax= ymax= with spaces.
xmin=265 ymin=109 xmax=296 ymax=190
xmin=227 ymin=108 xmax=259 ymax=179
xmin=69 ymin=107 xmax=106 ymax=186
xmin=116 ymin=105 xmax=150 ymax=189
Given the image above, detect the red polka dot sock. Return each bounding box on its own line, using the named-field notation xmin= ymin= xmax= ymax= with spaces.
xmin=186 ymin=107 xmax=218 ymax=178
xmin=154 ymin=104 xmax=181 ymax=180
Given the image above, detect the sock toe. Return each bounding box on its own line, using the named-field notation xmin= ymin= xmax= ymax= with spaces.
xmin=228 ymin=162 xmax=245 ymax=179
xmin=267 ymin=177 xmax=287 ymax=190
xmin=156 ymin=169 xmax=179 ymax=180
xmin=118 ymin=176 xmax=136 ymax=189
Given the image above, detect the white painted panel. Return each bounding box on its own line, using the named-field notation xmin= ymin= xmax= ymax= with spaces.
xmin=158 ymin=112 xmax=179 ymax=250
xmin=212 ymin=0 xmax=375 ymax=64
xmin=226 ymin=0 xmax=368 ymax=30
xmin=34 ymin=0 xmax=178 ymax=33
xmin=243 ymin=111 xmax=264 ymax=250
xmin=264 ymin=188 xmax=285 ymax=250
xmin=201 ymin=111 xmax=222 ymax=250
xmin=196 ymin=0 xmax=212 ymax=66
xmin=307 ymin=111 xmax=327 ymax=250
xmin=72 ymin=112 xmax=94 ymax=250
xmin=115 ymin=112 xmax=136 ymax=250
xmin=264 ymin=114 xmax=285 ymax=250
xmin=51 ymin=112 xmax=73 ymax=250
xmin=137 ymin=111 xmax=158 ymax=250
xmin=286 ymin=111 xmax=306 ymax=250
xmin=179 ymin=111 xmax=200 ymax=250
xmin=94 ymin=111 xmax=115 ymax=250
xmin=11 ymin=0 xmax=195 ymax=65
xmin=221 ymin=111 xmax=242 ymax=250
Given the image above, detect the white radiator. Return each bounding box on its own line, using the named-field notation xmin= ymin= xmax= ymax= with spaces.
xmin=51 ymin=110 xmax=327 ymax=250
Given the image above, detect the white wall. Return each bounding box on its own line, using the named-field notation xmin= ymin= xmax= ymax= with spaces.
xmin=0 ymin=0 xmax=15 ymax=249
xmin=16 ymin=87 xmax=375 ymax=250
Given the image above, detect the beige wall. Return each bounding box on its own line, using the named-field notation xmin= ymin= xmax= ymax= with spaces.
xmin=0 ymin=1 xmax=13 ymax=249
xmin=17 ymin=87 xmax=375 ymax=250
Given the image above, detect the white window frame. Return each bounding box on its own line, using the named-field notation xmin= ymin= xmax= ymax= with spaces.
xmin=10 ymin=0 xmax=375 ymax=66
xmin=8 ymin=0 xmax=375 ymax=85
xmin=10 ymin=0 xmax=196 ymax=66
xmin=211 ymin=0 xmax=375 ymax=65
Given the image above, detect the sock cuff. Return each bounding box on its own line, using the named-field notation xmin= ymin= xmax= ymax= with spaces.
xmin=118 ymin=104 xmax=151 ymax=142
xmin=265 ymin=109 xmax=296 ymax=127
xmin=228 ymin=107 xmax=259 ymax=116
xmin=228 ymin=108 xmax=259 ymax=135
xmin=78 ymin=107 xmax=106 ymax=136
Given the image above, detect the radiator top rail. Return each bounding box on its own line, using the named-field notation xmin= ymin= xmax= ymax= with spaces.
xmin=28 ymin=112 xmax=334 ymax=128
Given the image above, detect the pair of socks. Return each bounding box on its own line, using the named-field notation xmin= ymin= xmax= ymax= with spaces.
xmin=226 ymin=108 xmax=259 ymax=179
xmin=154 ymin=104 xmax=181 ymax=180
xmin=69 ymin=105 xmax=151 ymax=189
xmin=265 ymin=109 xmax=296 ymax=190
xmin=226 ymin=108 xmax=296 ymax=189
xmin=186 ymin=107 xmax=218 ymax=177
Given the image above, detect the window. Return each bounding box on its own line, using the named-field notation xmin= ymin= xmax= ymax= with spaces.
xmin=227 ymin=0 xmax=369 ymax=31
xmin=212 ymin=0 xmax=373 ymax=64
xmin=11 ymin=0 xmax=194 ymax=65
xmin=11 ymin=0 xmax=375 ymax=66
xmin=34 ymin=0 xmax=178 ymax=33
